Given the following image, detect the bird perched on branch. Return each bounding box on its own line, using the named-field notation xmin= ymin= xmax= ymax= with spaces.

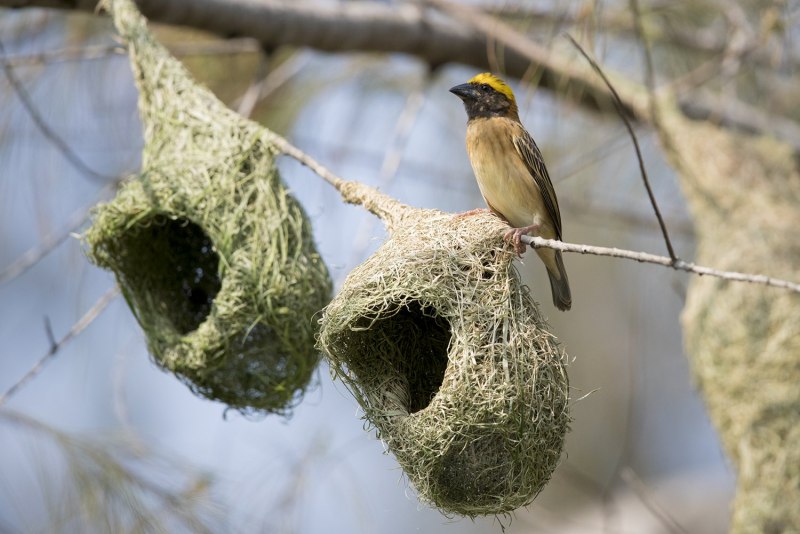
xmin=450 ymin=73 xmax=571 ymax=311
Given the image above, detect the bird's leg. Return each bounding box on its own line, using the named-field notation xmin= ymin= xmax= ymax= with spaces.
xmin=503 ymin=224 xmax=540 ymax=256
xmin=453 ymin=207 xmax=491 ymax=220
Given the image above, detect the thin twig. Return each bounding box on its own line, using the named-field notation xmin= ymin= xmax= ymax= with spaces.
xmin=344 ymin=70 xmax=431 ymax=282
xmin=2 ymin=44 xmax=125 ymax=67
xmin=522 ymin=235 xmax=800 ymax=293
xmin=271 ymin=129 xmax=800 ymax=294
xmin=1 ymin=39 xmax=262 ymax=68
xmin=268 ymin=135 xmax=343 ymax=190
xmin=43 ymin=316 xmax=57 ymax=349
xmin=0 ymin=39 xmax=111 ymax=183
xmin=234 ymin=50 xmax=310 ymax=118
xmin=0 ymin=409 xmax=217 ymax=534
xmin=0 ymin=213 xmax=85 ymax=284
xmin=236 ymin=51 xmax=271 ymax=118
xmin=247 ymin=51 xmax=310 ymax=106
xmin=419 ymin=0 xmax=639 ymax=118
xmin=621 ymin=466 xmax=688 ymax=534
xmin=377 ymin=80 xmax=428 ymax=183
xmin=629 ymin=0 xmax=662 ymax=129
xmin=565 ymin=33 xmax=677 ymax=262
xmin=678 ymin=91 xmax=800 ymax=153
xmin=0 ymin=182 xmax=117 ymax=285
xmin=0 ymin=286 xmax=120 ymax=407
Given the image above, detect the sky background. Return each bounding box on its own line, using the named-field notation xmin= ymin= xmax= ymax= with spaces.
xmin=0 ymin=6 xmax=735 ymax=533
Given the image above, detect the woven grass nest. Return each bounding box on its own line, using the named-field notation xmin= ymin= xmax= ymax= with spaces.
xmin=671 ymin=116 xmax=800 ymax=531
xmin=85 ymin=0 xmax=331 ymax=414
xmin=318 ymin=196 xmax=570 ymax=517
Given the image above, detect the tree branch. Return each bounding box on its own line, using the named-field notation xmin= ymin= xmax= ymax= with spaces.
xmin=1 ymin=0 xmax=631 ymax=117
xmin=678 ymin=90 xmax=800 ymax=153
xmin=0 ymin=208 xmax=88 ymax=284
xmin=566 ymin=32 xmax=677 ymax=262
xmin=266 ymin=126 xmax=800 ymax=295
xmin=0 ymin=286 xmax=120 ymax=407
xmin=5 ymin=0 xmax=799 ymax=149
xmin=0 ymin=182 xmax=119 ymax=286
xmin=0 ymin=39 xmax=113 ymax=182
xmin=419 ymin=0 xmax=642 ymax=118
xmin=522 ymin=235 xmax=800 ymax=294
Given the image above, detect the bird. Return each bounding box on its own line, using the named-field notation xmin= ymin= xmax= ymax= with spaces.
xmin=450 ymin=73 xmax=571 ymax=311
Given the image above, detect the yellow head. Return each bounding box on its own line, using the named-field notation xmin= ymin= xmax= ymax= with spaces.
xmin=467 ymin=73 xmax=516 ymax=105
xmin=450 ymin=73 xmax=518 ymax=119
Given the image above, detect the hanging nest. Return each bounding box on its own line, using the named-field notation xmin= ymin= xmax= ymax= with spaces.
xmin=318 ymin=191 xmax=570 ymax=517
xmin=84 ymin=0 xmax=332 ymax=414
xmin=664 ymin=112 xmax=800 ymax=532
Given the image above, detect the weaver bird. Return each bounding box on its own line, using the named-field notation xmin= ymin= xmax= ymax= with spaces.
xmin=450 ymin=73 xmax=571 ymax=311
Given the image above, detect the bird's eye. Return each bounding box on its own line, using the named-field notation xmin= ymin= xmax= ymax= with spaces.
xmin=481 ymin=83 xmax=491 ymax=91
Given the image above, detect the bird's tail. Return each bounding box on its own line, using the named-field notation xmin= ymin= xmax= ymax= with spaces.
xmin=546 ymin=250 xmax=571 ymax=311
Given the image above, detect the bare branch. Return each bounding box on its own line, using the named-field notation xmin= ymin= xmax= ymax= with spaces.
xmin=420 ymin=0 xmax=643 ymax=118
xmin=0 ymin=287 xmax=120 ymax=407
xmin=630 ymin=0 xmax=661 ymax=127
xmin=268 ymin=126 xmax=800 ymax=294
xmin=0 ymin=39 xmax=113 ymax=183
xmin=0 ymin=182 xmax=118 ymax=285
xmin=235 ymin=51 xmax=270 ymax=119
xmin=678 ymin=91 xmax=800 ymax=153
xmin=621 ymin=467 xmax=688 ymax=534
xmin=523 ymin=235 xmax=800 ymax=294
xmin=0 ymin=211 xmax=86 ymax=285
xmin=233 ymin=50 xmax=310 ymax=119
xmin=268 ymin=135 xmax=343 ymax=191
xmin=1 ymin=0 xmax=638 ymax=118
xmin=2 ymin=44 xmax=125 ymax=67
xmin=5 ymin=0 xmax=799 ymax=148
xmin=377 ymin=74 xmax=429 ymax=185
xmin=0 ymin=40 xmax=262 ymax=67
xmin=566 ymin=33 xmax=677 ymax=262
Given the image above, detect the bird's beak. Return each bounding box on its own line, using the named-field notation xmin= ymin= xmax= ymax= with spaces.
xmin=449 ymin=83 xmax=478 ymax=100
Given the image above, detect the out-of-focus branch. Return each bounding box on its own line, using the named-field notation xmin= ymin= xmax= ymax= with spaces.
xmin=0 ymin=38 xmax=113 ymax=182
xmin=233 ymin=50 xmax=310 ymax=119
xmin=0 ymin=286 xmax=120 ymax=407
xmin=485 ymin=2 xmax=800 ymax=72
xmin=0 ymin=182 xmax=119 ymax=285
xmin=423 ymin=0 xmax=800 ymax=152
xmin=678 ymin=91 xmax=800 ymax=153
xmin=1 ymin=210 xmax=87 ymax=284
xmin=3 ymin=39 xmax=262 ymax=68
xmin=621 ymin=467 xmax=688 ymax=534
xmin=0 ymin=409 xmax=217 ymax=533
xmin=4 ymin=0 xmax=799 ymax=148
xmin=419 ymin=0 xmax=644 ymax=119
xmin=1 ymin=0 xmax=633 ymax=117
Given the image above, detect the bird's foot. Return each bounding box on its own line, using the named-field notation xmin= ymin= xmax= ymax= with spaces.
xmin=454 ymin=207 xmax=491 ymax=220
xmin=503 ymin=224 xmax=540 ymax=257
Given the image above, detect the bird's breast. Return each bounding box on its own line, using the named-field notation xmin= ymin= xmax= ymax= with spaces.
xmin=465 ymin=118 xmax=551 ymax=234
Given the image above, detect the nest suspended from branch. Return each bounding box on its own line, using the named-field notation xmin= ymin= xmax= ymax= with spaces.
xmin=318 ymin=191 xmax=570 ymax=517
xmin=85 ymin=0 xmax=332 ymax=414
xmin=670 ymin=114 xmax=800 ymax=531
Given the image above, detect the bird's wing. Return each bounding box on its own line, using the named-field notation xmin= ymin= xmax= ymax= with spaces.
xmin=512 ymin=129 xmax=562 ymax=240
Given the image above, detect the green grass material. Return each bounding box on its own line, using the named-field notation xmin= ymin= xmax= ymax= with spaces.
xmin=85 ymin=0 xmax=332 ymax=415
xmin=318 ymin=209 xmax=570 ymax=516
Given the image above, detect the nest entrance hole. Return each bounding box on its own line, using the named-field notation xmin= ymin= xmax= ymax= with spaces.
xmin=117 ymin=215 xmax=221 ymax=335
xmin=355 ymin=300 xmax=451 ymax=414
